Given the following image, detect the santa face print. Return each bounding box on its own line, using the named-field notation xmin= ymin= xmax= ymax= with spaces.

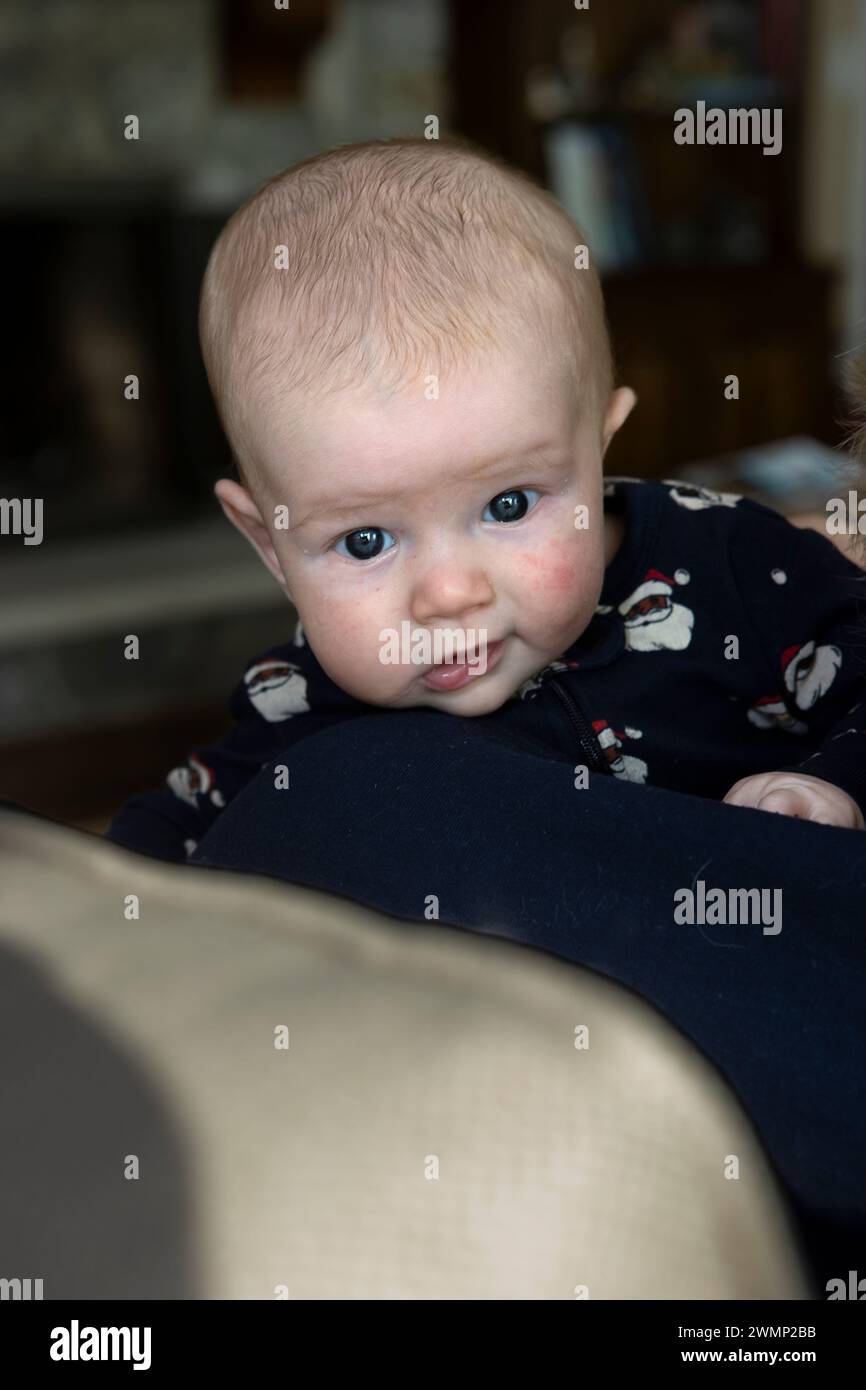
xmin=618 ymin=568 xmax=694 ymax=653
xmin=592 ymin=720 xmax=648 ymax=783
xmin=244 ymin=659 xmax=311 ymax=722
xmin=662 ymin=481 xmax=741 ymax=511
xmin=747 ymin=697 xmax=808 ymax=735
xmin=747 ymin=640 xmax=843 ymax=734
xmin=783 ymin=640 xmax=842 ymax=710
xmin=167 ymin=754 xmax=224 ymax=809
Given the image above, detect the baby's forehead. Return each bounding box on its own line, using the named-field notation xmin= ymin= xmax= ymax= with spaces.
xmin=250 ymin=347 xmax=586 ymax=516
xmin=271 ymin=336 xmax=576 ymax=436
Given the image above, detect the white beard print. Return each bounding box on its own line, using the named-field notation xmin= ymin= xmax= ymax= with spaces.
xmin=167 ymin=754 xmax=214 ymax=808
xmin=594 ymin=724 xmax=648 ymax=783
xmin=663 ymin=480 xmax=741 ymax=510
xmin=784 ymin=641 xmax=842 ymax=710
xmin=622 ymin=602 xmax=694 ymax=652
xmin=747 ymin=699 xmax=808 ymax=735
xmin=610 ymin=751 xmax=648 ymax=783
xmin=245 ymin=660 xmax=311 ymax=722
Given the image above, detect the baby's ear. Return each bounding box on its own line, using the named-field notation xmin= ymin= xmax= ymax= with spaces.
xmin=214 ymin=478 xmax=291 ymax=597
xmin=602 ymin=387 xmax=637 ymax=456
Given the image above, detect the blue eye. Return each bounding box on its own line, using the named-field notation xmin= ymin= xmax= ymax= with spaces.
xmin=482 ymin=488 xmax=541 ymax=524
xmin=335 ymin=527 xmax=396 ymax=561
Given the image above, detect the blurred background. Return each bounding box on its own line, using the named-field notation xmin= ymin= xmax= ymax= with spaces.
xmin=1 ymin=0 xmax=864 ymax=833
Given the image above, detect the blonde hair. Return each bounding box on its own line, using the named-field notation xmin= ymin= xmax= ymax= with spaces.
xmin=199 ymin=136 xmax=614 ymax=486
xmin=847 ymin=355 xmax=866 ymax=472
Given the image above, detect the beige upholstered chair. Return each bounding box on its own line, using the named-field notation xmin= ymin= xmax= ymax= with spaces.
xmin=0 ymin=806 xmax=810 ymax=1300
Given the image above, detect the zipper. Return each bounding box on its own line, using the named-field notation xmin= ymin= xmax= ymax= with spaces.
xmin=548 ymin=678 xmax=608 ymax=775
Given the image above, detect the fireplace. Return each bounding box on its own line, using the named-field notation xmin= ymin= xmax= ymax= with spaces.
xmin=0 ymin=180 xmax=231 ymax=543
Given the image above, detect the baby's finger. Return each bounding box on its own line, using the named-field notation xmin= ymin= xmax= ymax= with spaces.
xmin=722 ymin=778 xmax=769 ymax=809
xmin=755 ymin=786 xmax=809 ymax=819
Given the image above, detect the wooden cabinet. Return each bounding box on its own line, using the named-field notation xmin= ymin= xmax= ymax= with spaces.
xmin=602 ymin=264 xmax=836 ymax=474
xmin=448 ymin=0 xmax=838 ymax=471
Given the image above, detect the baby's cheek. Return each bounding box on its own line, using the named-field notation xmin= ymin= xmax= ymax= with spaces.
xmin=308 ymin=597 xmax=393 ymax=692
xmin=517 ymin=540 xmax=591 ymax=600
xmin=516 ymin=542 xmax=600 ymax=644
xmin=321 ymin=603 xmax=358 ymax=650
xmin=322 ymin=609 xmax=369 ymax=666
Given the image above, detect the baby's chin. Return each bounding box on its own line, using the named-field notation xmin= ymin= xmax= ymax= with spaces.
xmin=417 ymin=673 xmax=519 ymax=716
xmin=344 ymin=671 xmax=513 ymax=716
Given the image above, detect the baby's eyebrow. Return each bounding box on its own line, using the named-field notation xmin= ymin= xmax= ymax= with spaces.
xmin=292 ymin=448 xmax=561 ymax=530
xmin=295 ymin=486 xmax=416 ymax=526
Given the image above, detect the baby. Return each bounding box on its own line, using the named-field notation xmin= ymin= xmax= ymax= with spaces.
xmin=107 ymin=138 xmax=866 ymax=861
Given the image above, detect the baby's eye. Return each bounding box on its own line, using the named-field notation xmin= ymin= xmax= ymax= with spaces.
xmin=334 ymin=527 xmax=396 ymax=561
xmin=482 ymin=488 xmax=541 ymax=524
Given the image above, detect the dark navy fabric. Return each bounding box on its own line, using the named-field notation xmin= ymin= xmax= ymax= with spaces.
xmin=107 ymin=478 xmax=866 ymax=863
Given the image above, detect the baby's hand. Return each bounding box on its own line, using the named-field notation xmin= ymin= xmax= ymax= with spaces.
xmin=723 ymin=771 xmax=865 ymax=830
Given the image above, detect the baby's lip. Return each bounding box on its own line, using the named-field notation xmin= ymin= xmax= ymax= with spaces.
xmin=421 ymin=639 xmax=505 ymax=691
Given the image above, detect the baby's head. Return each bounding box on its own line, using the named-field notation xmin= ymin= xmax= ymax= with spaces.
xmin=200 ymin=137 xmax=634 ymax=715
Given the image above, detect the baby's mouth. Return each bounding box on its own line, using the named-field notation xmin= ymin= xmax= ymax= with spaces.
xmin=421 ymin=639 xmax=505 ymax=692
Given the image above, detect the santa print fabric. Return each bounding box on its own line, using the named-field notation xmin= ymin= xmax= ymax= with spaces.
xmin=725 ymin=504 xmax=866 ymax=809
xmin=106 ymin=479 xmax=866 ymax=863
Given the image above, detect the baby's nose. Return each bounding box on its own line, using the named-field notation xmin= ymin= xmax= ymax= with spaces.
xmin=410 ymin=563 xmax=495 ymax=625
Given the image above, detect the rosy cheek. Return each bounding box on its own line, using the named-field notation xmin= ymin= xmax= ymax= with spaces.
xmin=518 ymin=546 xmax=582 ymax=596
